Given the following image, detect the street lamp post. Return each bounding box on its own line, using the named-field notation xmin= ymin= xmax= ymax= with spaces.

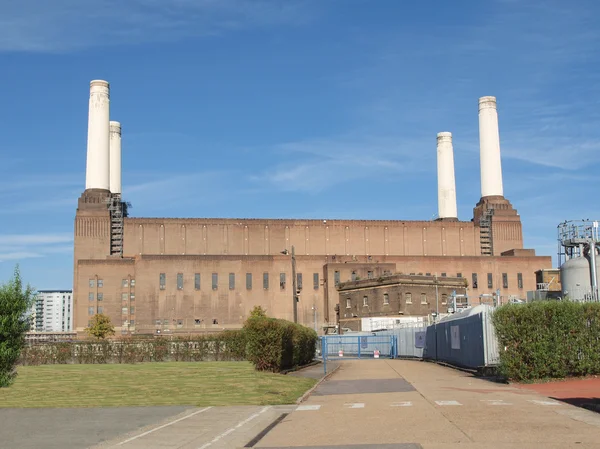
xmin=292 ymin=245 xmax=298 ymax=323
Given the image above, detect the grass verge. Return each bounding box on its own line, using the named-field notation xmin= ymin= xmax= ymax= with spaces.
xmin=0 ymin=362 xmax=317 ymax=408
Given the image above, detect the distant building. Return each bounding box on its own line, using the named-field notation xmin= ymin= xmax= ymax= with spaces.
xmin=32 ymin=291 xmax=73 ymax=332
xmin=337 ymin=274 xmax=467 ymax=331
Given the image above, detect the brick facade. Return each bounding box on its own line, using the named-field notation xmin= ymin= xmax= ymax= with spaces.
xmin=73 ymin=190 xmax=552 ymax=335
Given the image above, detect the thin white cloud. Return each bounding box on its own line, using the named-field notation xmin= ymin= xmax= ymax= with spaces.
xmin=250 ymin=136 xmax=429 ymax=193
xmin=0 ymin=252 xmax=44 ymax=262
xmin=0 ymin=0 xmax=316 ymax=52
xmin=0 ymin=233 xmax=73 ymax=245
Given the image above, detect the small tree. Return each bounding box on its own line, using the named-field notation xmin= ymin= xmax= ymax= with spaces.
xmin=249 ymin=306 xmax=267 ymax=319
xmin=85 ymin=314 xmax=115 ymax=340
xmin=0 ymin=265 xmax=35 ymax=387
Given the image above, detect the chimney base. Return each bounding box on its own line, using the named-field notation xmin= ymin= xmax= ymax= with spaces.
xmin=77 ymin=189 xmax=111 ymax=212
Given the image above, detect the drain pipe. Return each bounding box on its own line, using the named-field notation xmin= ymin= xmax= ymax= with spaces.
xmin=590 ymin=241 xmax=598 ymax=301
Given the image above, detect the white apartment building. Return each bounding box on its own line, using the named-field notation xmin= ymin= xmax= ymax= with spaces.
xmin=32 ymin=290 xmax=73 ymax=332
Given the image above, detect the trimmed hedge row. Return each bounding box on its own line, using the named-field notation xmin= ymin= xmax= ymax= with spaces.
xmin=244 ymin=316 xmax=317 ymax=372
xmin=493 ymin=301 xmax=600 ymax=381
xmin=20 ymin=330 xmax=247 ymax=365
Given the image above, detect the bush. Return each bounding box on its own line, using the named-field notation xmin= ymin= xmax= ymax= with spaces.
xmin=493 ymin=301 xmax=600 ymax=381
xmin=244 ymin=316 xmax=317 ymax=372
xmin=19 ymin=330 xmax=248 ymax=365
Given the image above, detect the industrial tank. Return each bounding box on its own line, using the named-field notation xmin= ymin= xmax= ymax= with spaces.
xmin=561 ymin=255 xmax=600 ymax=301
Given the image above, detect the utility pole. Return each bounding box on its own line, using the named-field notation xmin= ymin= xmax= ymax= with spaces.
xmin=292 ymin=245 xmax=298 ymax=323
xmin=434 ymin=273 xmax=439 ymax=319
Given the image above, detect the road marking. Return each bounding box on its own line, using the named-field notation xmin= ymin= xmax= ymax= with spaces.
xmin=198 ymin=406 xmax=271 ymax=449
xmin=344 ymin=403 xmax=365 ymax=409
xmin=391 ymin=402 xmax=413 ymax=407
xmin=529 ymin=400 xmax=562 ymax=406
xmin=435 ymin=400 xmax=462 ymax=406
xmin=297 ymin=405 xmax=321 ymax=411
xmin=115 ymin=407 xmax=212 ymax=446
xmin=481 ymin=399 xmax=512 ymax=406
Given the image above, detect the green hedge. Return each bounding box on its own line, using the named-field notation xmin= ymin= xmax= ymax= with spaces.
xmin=493 ymin=301 xmax=600 ymax=381
xmin=19 ymin=330 xmax=247 ymax=365
xmin=244 ymin=316 xmax=317 ymax=372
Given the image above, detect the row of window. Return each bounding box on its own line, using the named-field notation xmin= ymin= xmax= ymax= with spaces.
xmin=88 ymin=306 xmax=136 ymax=316
xmin=349 ymin=292 xmax=450 ymax=308
xmin=472 ymin=273 xmax=523 ymax=289
xmin=89 ymin=293 xmax=136 ymax=301
xmin=159 ymin=272 xmax=321 ymax=291
xmin=89 ymin=279 xmax=136 ymax=288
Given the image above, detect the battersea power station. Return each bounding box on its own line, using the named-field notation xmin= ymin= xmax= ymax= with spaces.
xmin=73 ymin=80 xmax=551 ymax=335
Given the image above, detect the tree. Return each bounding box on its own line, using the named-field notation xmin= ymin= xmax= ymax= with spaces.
xmin=85 ymin=314 xmax=115 ymax=340
xmin=0 ymin=265 xmax=35 ymax=387
xmin=249 ymin=306 xmax=267 ymax=318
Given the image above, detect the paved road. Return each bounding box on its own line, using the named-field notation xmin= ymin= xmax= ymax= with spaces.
xmin=257 ymin=360 xmax=600 ymax=449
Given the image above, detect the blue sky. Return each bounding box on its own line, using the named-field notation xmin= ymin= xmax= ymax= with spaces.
xmin=1 ymin=0 xmax=599 ymax=290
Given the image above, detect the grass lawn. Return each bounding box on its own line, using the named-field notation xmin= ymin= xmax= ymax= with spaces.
xmin=0 ymin=362 xmax=317 ymax=408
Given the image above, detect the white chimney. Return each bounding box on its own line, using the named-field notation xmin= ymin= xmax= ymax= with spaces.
xmin=109 ymin=121 xmax=122 ymax=195
xmin=85 ymin=80 xmax=110 ymax=191
xmin=478 ymin=96 xmax=504 ymax=198
xmin=436 ymin=132 xmax=458 ymax=219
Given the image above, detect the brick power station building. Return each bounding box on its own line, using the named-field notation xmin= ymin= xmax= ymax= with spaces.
xmin=73 ymin=80 xmax=551 ymax=335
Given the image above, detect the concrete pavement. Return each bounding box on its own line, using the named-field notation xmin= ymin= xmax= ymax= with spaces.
xmin=256 ymin=360 xmax=600 ymax=449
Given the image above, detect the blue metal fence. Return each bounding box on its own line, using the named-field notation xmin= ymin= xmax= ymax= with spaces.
xmin=320 ymin=335 xmax=397 ymax=372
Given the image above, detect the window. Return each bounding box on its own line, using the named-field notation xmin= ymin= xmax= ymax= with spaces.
xmin=88 ymin=293 xmax=94 ymax=301
xmin=263 ymin=272 xmax=269 ymax=290
xmin=195 ymin=273 xmax=201 ymax=290
xmin=156 ymin=320 xmax=161 ymax=326
xmin=159 ymin=273 xmax=166 ymax=290
xmin=487 ymin=273 xmax=493 ymax=289
xmin=130 ymin=294 xmax=135 ymax=301
xmin=502 ymin=273 xmax=508 ymax=289
xmin=212 ymin=273 xmax=218 ymax=290
xmin=88 ymin=307 xmax=95 ymax=316
xmin=441 ymin=273 xmax=447 ymax=277
xmin=346 ymin=298 xmax=351 ymax=309
xmin=130 ymin=306 xmax=135 ymax=314
xmin=97 ymin=306 xmax=103 ymax=314
xmin=426 ymin=273 xmax=431 ymax=276
xmin=334 ymin=271 xmax=340 ymax=286
xmin=246 ymin=273 xmax=252 ymax=290
xmin=89 ymin=279 xmax=96 ymax=288
xmin=121 ymin=293 xmax=128 ymax=301
xmin=177 ymin=319 xmax=183 ymax=327
xmin=122 ymin=307 xmax=128 ymax=315
xmin=367 ymin=271 xmax=373 ymax=279
xmin=457 ymin=273 xmax=462 ymax=278
xmin=98 ymin=279 xmax=103 ymax=288
xmin=383 ymin=293 xmax=389 ymax=305
xmin=442 ymin=294 xmax=448 ymax=305
xmin=194 ymin=319 xmax=201 ymax=325
xmin=177 ymin=273 xmax=183 ymax=290
xmin=280 ymin=273 xmax=286 ymax=290
xmin=472 ymin=273 xmax=478 ymax=289
xmin=383 ymin=270 xmax=391 ymax=275
xmin=130 ymin=320 xmax=135 ymax=326
xmin=297 ymin=273 xmax=303 ymax=290
xmin=130 ymin=279 xmax=135 ymax=287
xmin=420 ymin=293 xmax=427 ymax=304
xmin=518 ymin=273 xmax=523 ymax=289
xmin=122 ymin=279 xmax=129 ymax=288
xmin=313 ymin=273 xmax=319 ymax=290
xmin=97 ymin=293 xmax=103 ymax=301
xmin=229 ymin=273 xmax=235 ymax=290
xmin=363 ymin=296 xmax=368 ymax=306
xmin=405 ymin=293 xmax=412 ymax=304
xmin=351 ymin=271 xmax=357 ymax=281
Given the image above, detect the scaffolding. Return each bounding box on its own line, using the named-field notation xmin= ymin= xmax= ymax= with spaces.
xmin=106 ymin=194 xmax=130 ymax=257
xmin=479 ymin=209 xmax=493 ymax=256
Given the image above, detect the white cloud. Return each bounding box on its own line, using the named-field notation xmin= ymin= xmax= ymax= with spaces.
xmin=0 ymin=252 xmax=44 ymax=262
xmin=0 ymin=233 xmax=73 ymax=245
xmin=0 ymin=0 xmax=316 ymax=52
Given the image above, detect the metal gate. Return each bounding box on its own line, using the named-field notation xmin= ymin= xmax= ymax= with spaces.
xmin=320 ymin=335 xmax=397 ymax=371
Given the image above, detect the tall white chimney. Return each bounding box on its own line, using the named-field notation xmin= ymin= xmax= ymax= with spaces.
xmin=85 ymin=80 xmax=110 ymax=191
xmin=478 ymin=96 xmax=504 ymax=198
xmin=436 ymin=132 xmax=458 ymax=219
xmin=109 ymin=121 xmax=122 ymax=195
